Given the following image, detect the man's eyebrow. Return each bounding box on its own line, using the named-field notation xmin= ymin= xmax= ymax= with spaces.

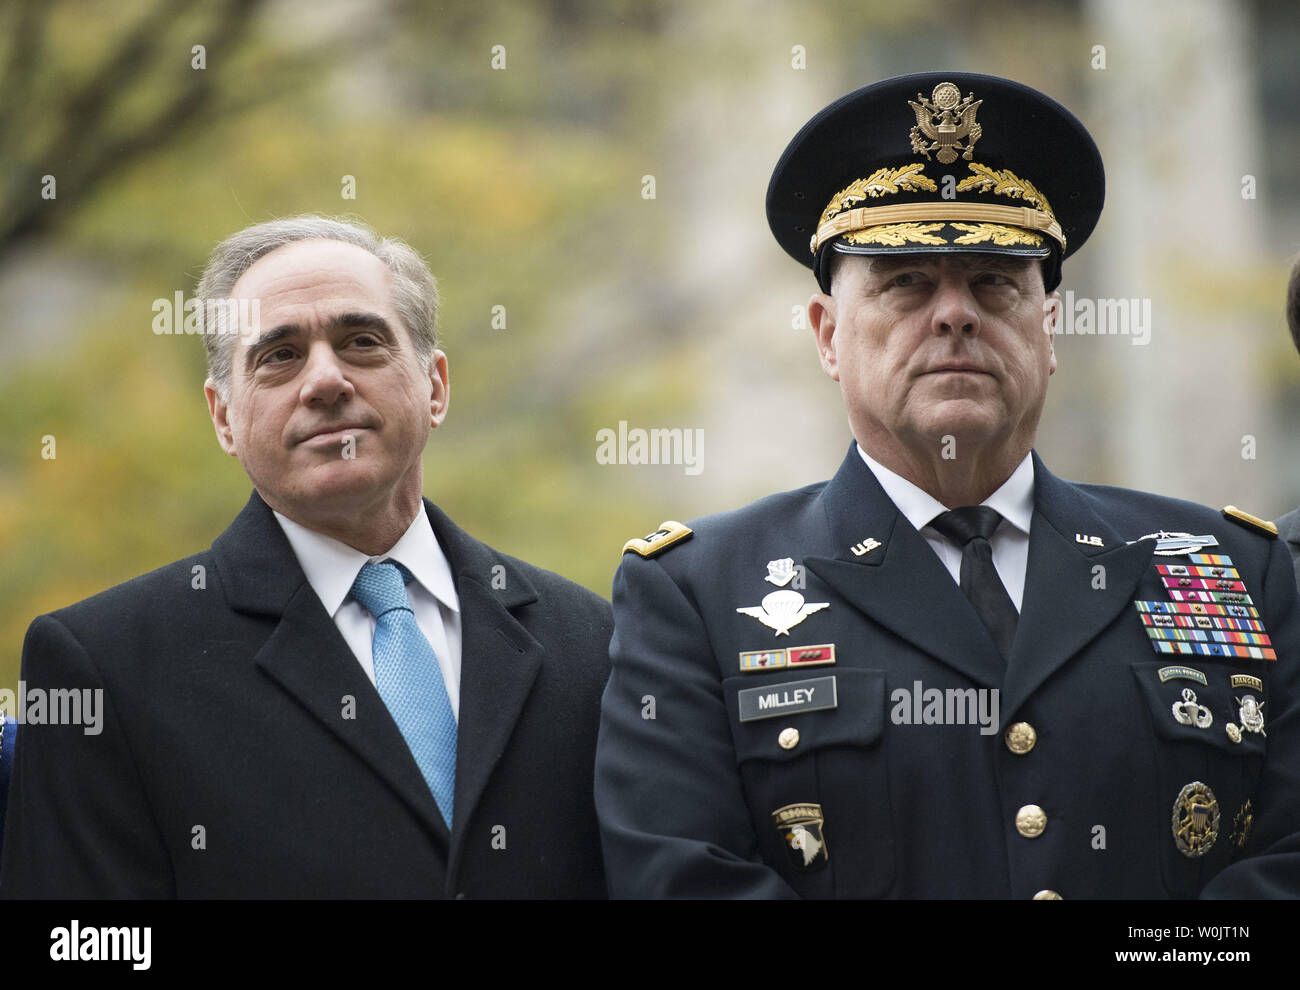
xmin=244 ymin=325 xmax=298 ymax=371
xmin=334 ymin=311 xmax=393 ymax=334
xmin=242 ymin=313 xmax=394 ymax=372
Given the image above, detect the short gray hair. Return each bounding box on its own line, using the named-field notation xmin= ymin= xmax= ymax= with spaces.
xmin=196 ymin=214 xmax=439 ymax=398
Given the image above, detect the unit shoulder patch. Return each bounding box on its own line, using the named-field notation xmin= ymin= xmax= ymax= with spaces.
xmin=623 ymin=520 xmax=694 ymax=558
xmin=1221 ymin=505 xmax=1279 ymax=539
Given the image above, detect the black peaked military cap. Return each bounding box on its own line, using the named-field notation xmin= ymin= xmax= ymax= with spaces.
xmin=766 ymin=71 xmax=1104 ymax=293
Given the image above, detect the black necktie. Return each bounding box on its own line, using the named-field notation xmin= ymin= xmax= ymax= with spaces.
xmin=929 ymin=506 xmax=1020 ymax=659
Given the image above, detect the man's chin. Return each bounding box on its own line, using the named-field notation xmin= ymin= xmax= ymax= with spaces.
xmin=258 ymin=461 xmax=389 ymax=513
xmin=914 ymin=401 xmax=1007 ymax=441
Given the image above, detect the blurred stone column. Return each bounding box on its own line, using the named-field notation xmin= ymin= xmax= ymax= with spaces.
xmin=1082 ymin=0 xmax=1271 ymax=508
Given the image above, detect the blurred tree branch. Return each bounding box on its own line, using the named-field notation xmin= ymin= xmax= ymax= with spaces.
xmin=0 ymin=0 xmax=378 ymax=265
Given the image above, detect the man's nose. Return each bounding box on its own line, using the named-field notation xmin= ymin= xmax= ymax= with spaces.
xmin=299 ymin=342 xmax=354 ymax=405
xmin=930 ymin=276 xmax=982 ymax=337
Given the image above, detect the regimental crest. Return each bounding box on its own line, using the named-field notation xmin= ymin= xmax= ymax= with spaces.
xmin=909 ymin=82 xmax=983 ymax=165
xmin=765 ymin=557 xmax=798 ymax=587
xmin=772 ymin=803 xmax=829 ymax=871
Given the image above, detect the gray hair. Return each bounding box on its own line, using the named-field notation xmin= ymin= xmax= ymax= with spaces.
xmin=196 ymin=214 xmax=439 ymax=398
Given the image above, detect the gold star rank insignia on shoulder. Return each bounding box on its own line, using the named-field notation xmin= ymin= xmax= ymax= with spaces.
xmin=622 ymin=520 xmax=692 ymax=559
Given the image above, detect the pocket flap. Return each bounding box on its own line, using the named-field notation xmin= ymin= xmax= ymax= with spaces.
xmin=724 ymin=667 xmax=887 ymax=763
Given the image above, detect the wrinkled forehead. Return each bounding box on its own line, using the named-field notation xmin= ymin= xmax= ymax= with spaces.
xmin=829 ymin=251 xmax=1046 ymax=294
xmin=232 ymin=239 xmax=392 ymax=302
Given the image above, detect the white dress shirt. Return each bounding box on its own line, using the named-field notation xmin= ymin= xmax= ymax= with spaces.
xmin=273 ymin=507 xmax=463 ymax=720
xmin=857 ymin=445 xmax=1034 ymax=611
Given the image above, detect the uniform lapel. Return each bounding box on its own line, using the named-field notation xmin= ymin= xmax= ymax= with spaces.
xmin=211 ymin=492 xmax=453 ymax=847
xmin=422 ymin=501 xmax=543 ymax=888
xmin=803 ymin=446 xmax=1005 ymax=689
xmin=998 ymin=454 xmax=1154 ymax=722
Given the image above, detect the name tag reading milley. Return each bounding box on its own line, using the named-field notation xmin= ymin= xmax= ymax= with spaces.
xmin=738 ymin=675 xmax=838 ymax=722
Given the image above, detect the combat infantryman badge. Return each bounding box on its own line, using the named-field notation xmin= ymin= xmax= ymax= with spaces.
xmin=909 ymin=82 xmax=982 ymax=164
xmin=737 ymin=590 xmax=830 ymax=637
xmin=1172 ymin=781 xmax=1219 ymax=858
xmin=772 ymin=803 xmax=829 ymax=870
xmin=1130 ymin=531 xmax=1220 ymax=556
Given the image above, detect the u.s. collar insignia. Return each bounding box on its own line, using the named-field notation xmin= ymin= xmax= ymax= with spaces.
xmin=772 ymin=803 xmax=829 ymax=871
xmin=737 ymin=590 xmax=829 ymax=637
xmin=1172 ymin=781 xmax=1219 ymax=858
xmin=765 ymin=558 xmax=798 ymax=587
xmin=909 ymin=82 xmax=982 ymax=164
xmin=850 ymin=537 xmax=882 ymax=557
xmin=1130 ymin=531 xmax=1220 ymax=556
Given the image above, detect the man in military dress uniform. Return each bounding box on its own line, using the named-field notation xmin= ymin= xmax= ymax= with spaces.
xmin=594 ymin=72 xmax=1300 ymax=898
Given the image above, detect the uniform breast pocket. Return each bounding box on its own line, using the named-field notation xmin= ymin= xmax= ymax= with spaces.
xmin=1130 ymin=661 xmax=1266 ymax=897
xmin=723 ymin=667 xmax=894 ymax=897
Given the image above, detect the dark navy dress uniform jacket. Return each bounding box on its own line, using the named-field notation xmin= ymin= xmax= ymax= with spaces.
xmin=595 ymin=445 xmax=1300 ymax=898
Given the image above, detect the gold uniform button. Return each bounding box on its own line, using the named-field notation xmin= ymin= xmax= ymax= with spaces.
xmin=1005 ymin=722 xmax=1037 ymax=755
xmin=1032 ymin=889 xmax=1063 ymax=900
xmin=778 ymin=727 xmax=800 ymax=750
xmin=1016 ymin=804 xmax=1048 ymax=838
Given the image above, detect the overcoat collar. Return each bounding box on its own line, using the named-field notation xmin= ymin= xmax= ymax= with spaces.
xmin=210 ymin=492 xmax=544 ymax=889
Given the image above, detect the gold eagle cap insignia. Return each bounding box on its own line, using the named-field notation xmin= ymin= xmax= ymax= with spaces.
xmin=909 ymin=82 xmax=983 ymax=165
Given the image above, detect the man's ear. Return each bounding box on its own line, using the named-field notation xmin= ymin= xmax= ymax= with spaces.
xmin=808 ymin=292 xmax=840 ymax=382
xmin=204 ymin=379 xmax=238 ymax=456
xmin=1044 ymin=289 xmax=1061 ymax=377
xmin=428 ymin=350 xmax=450 ymax=429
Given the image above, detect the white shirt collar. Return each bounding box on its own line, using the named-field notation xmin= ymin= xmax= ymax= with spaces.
xmin=272 ymin=504 xmax=460 ymax=618
xmin=856 ymin=443 xmax=1035 ymax=536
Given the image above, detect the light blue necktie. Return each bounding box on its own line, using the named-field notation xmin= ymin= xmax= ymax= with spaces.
xmin=350 ymin=560 xmax=457 ymax=828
